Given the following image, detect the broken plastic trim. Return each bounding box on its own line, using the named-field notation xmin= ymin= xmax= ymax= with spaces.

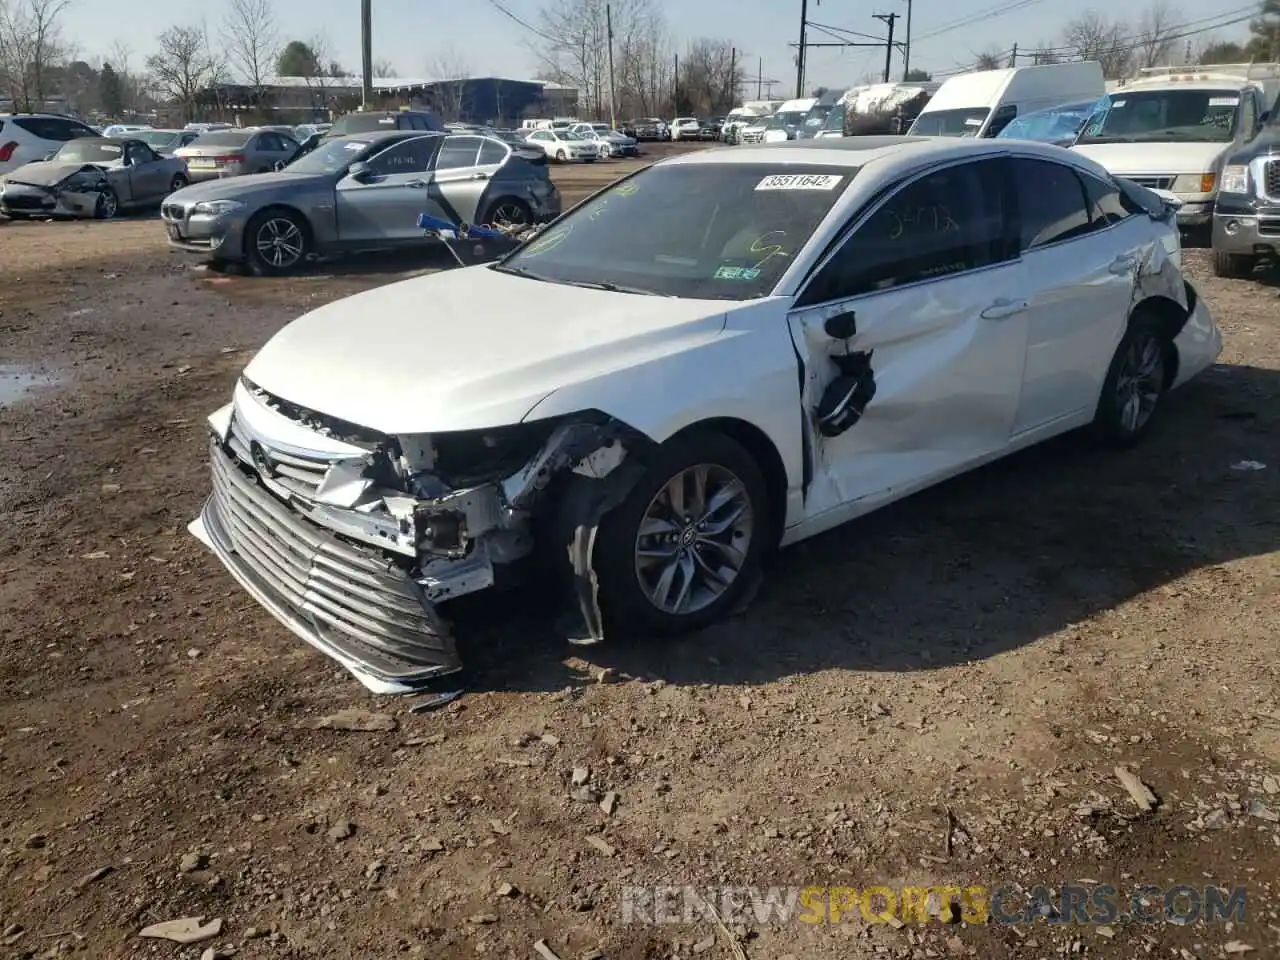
xmin=815 ymin=349 xmax=877 ymax=438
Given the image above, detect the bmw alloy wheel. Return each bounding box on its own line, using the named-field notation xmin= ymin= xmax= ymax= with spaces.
xmin=633 ymin=464 xmax=755 ymax=615
xmin=255 ymin=217 xmax=304 ymax=270
xmin=1114 ymin=330 xmax=1164 ymax=434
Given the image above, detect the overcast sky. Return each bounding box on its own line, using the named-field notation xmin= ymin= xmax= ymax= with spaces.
xmin=62 ymin=0 xmax=1257 ymax=94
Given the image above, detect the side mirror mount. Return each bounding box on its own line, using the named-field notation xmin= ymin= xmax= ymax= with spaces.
xmin=1260 ymin=110 xmax=1271 ymax=129
xmin=823 ymin=310 xmax=857 ymax=341
xmin=348 ymin=160 xmax=371 ymax=181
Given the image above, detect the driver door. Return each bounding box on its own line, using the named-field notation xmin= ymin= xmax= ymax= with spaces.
xmin=124 ymin=141 xmax=166 ymax=200
xmin=786 ymin=157 xmax=1030 ymax=516
xmin=334 ymin=136 xmax=441 ymax=243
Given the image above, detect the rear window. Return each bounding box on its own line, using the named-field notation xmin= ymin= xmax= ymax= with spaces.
xmin=497 ymin=162 xmax=856 ymax=300
xmin=329 ymin=114 xmax=400 ymax=135
xmin=192 ymin=131 xmax=253 ymax=147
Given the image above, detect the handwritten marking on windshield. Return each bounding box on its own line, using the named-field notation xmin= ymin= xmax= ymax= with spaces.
xmin=749 ymin=231 xmax=790 ymax=270
xmin=614 ymin=181 xmax=640 ymax=197
xmin=522 ymin=224 xmax=573 ymax=256
xmin=886 ymin=206 xmax=960 ymax=240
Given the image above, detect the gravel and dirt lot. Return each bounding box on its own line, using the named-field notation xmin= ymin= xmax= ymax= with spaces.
xmin=2 ymin=143 xmax=1280 ymax=960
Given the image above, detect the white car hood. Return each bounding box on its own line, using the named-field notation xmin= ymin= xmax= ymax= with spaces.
xmin=1071 ymin=140 xmax=1227 ymax=176
xmin=242 ymin=265 xmax=730 ymax=435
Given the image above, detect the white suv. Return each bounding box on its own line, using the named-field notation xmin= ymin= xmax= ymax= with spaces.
xmin=0 ymin=113 xmax=101 ymax=175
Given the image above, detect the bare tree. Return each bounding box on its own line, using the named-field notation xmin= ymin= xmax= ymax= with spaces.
xmin=146 ymin=24 xmax=220 ymax=122
xmin=974 ymin=48 xmax=1005 ymax=70
xmin=677 ymin=38 xmax=744 ymax=115
xmin=427 ymin=44 xmax=471 ymax=120
xmin=372 ymin=56 xmax=397 ymax=77
xmin=1062 ymin=10 xmax=1132 ymax=79
xmin=0 ymin=0 xmax=71 ymax=112
xmin=223 ymin=0 xmax=278 ymax=109
xmin=1134 ymin=0 xmax=1181 ymax=68
xmin=616 ymin=4 xmax=671 ymax=116
xmin=106 ymin=38 xmax=144 ymax=113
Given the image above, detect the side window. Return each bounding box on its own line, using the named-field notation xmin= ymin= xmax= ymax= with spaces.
xmin=436 ymin=136 xmax=482 ymax=170
xmin=1011 ymin=157 xmax=1092 ymax=250
xmin=365 ymin=137 xmax=436 ymax=175
xmin=1081 ymin=173 xmax=1135 ymax=226
xmin=530 ymin=131 xmax=548 ymax=142
xmin=125 ymin=141 xmax=153 ymax=165
xmin=800 ymin=159 xmax=1010 ymax=303
xmin=13 ymin=117 xmax=73 ymax=141
xmin=478 ymin=138 xmax=508 ymax=165
xmin=68 ymin=122 xmax=98 ymax=140
xmin=405 ymin=115 xmax=427 ymax=131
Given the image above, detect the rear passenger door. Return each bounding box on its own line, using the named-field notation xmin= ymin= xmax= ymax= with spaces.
xmin=432 ymin=135 xmax=509 ymax=224
xmin=1008 ymin=155 xmax=1144 ymax=435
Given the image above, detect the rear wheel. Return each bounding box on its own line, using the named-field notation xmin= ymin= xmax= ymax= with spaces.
xmin=1092 ymin=312 xmax=1171 ymax=448
xmin=1213 ymin=250 xmax=1257 ymax=279
xmin=592 ymin=430 xmax=770 ymax=637
xmin=168 ymin=173 xmax=188 ymax=194
xmin=485 ymin=198 xmax=531 ymax=228
xmin=246 ymin=209 xmax=309 ymax=275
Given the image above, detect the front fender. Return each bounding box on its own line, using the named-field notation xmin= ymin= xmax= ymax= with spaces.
xmin=521 ymin=299 xmax=805 ymax=512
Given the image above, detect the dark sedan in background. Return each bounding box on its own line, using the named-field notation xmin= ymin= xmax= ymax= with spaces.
xmin=696 ymin=117 xmax=725 ymax=140
xmin=161 ymin=131 xmax=560 ymax=274
xmin=625 ymin=117 xmax=667 ymax=141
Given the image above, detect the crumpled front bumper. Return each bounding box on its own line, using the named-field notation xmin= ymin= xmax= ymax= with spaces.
xmin=0 ymin=184 xmax=97 ymax=218
xmin=189 ymin=439 xmax=462 ymax=695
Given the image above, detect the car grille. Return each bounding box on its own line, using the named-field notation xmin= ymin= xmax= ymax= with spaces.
xmin=204 ymin=438 xmax=459 ymax=684
xmin=1126 ymin=175 xmax=1175 ymax=190
xmin=226 ymin=414 xmax=330 ymax=500
xmin=1265 ymin=160 xmax=1280 ymax=200
xmin=161 ymin=202 xmax=186 ymax=221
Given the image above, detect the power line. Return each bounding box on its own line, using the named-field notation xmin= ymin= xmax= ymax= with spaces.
xmin=914 ymin=0 xmax=1053 ymax=43
xmin=484 ymin=0 xmax=560 ymax=44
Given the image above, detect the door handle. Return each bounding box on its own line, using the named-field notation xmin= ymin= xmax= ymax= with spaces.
xmin=407 ymin=178 xmax=429 ymax=189
xmin=980 ymin=299 xmax=1028 ymax=320
xmin=1110 ymin=253 xmax=1138 ymax=274
xmin=471 ymin=172 xmax=489 ymax=180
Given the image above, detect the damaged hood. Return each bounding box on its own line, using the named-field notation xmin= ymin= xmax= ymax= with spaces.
xmin=2 ymin=160 xmax=116 ymax=188
xmin=1070 ymin=141 xmax=1228 ymax=176
xmin=243 ymin=265 xmax=732 ymax=434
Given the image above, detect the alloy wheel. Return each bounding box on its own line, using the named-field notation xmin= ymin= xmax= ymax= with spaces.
xmin=1115 ymin=331 xmax=1164 ymax=434
xmin=490 ymin=201 xmax=529 ymax=227
xmin=633 ymin=464 xmax=754 ymax=616
xmin=255 ymin=217 xmax=304 ymax=269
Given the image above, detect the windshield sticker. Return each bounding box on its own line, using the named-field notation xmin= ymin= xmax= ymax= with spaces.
xmin=1208 ymin=96 xmax=1239 ymax=107
xmin=344 ymin=142 xmax=365 ymax=151
xmin=1110 ymin=99 xmax=1126 ymax=108
xmin=964 ymin=117 xmax=983 ymax=126
xmin=715 ymin=266 xmax=762 ymax=280
xmin=755 ymin=173 xmax=842 ymax=191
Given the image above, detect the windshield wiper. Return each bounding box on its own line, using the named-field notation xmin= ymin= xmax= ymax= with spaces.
xmin=492 ymin=264 xmax=661 ymax=296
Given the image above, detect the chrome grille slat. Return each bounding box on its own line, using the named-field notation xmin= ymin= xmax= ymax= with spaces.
xmin=205 ymin=440 xmax=459 ymax=682
xmin=228 ymin=417 xmax=328 ymax=496
xmin=1265 ymin=160 xmax=1280 ymax=201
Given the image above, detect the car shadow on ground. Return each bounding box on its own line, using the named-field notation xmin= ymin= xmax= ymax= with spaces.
xmin=442 ymin=362 xmax=1280 ymax=696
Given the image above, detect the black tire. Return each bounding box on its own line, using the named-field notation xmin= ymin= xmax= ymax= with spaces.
xmin=1213 ymin=250 xmax=1256 ymax=279
xmin=483 ymin=197 xmax=531 ymax=228
xmin=168 ymin=173 xmax=188 ymax=194
xmin=1092 ymin=311 xmax=1172 ymax=449
xmin=556 ymin=149 xmax=568 ymax=162
xmin=245 ymin=208 xmax=309 ymax=276
xmin=592 ymin=430 xmax=770 ymax=638
xmin=94 ymin=188 xmax=119 ymax=220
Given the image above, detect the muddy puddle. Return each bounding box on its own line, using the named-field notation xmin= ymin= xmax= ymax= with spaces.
xmin=0 ymin=366 xmax=60 ymax=407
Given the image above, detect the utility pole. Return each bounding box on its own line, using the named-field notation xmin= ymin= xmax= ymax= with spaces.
xmin=673 ymin=52 xmax=679 ymax=114
xmin=757 ymin=56 xmax=763 ymax=98
xmin=728 ymin=46 xmax=736 ymax=109
xmin=902 ymin=0 xmax=913 ymax=80
xmin=605 ymin=3 xmax=617 ymax=129
xmin=360 ymin=0 xmax=373 ymax=108
xmin=796 ymin=0 xmax=808 ymax=98
xmin=1008 ymin=43 xmax=1017 ymax=68
xmin=873 ymin=12 xmax=898 ymax=83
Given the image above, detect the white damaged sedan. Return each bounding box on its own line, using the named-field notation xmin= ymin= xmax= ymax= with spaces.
xmin=190 ymin=136 xmax=1222 ymax=693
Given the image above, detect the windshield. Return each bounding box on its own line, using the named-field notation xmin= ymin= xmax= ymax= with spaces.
xmin=561 ymin=131 xmax=584 ymax=141
xmin=1077 ymin=89 xmax=1240 ymax=144
xmin=821 ymin=105 xmax=846 ymax=132
xmin=56 ymin=141 xmax=123 ymax=163
xmin=496 ymin=162 xmax=855 ymax=300
xmin=134 ymin=131 xmax=179 ymax=148
xmin=909 ymin=107 xmax=990 ymax=137
xmin=803 ymin=105 xmax=833 ymax=130
xmin=996 ymin=100 xmax=1102 ymax=143
xmin=766 ymin=111 xmax=808 ymax=130
xmin=285 ymin=137 xmax=374 ymax=173
xmin=193 ymin=131 xmax=253 ymax=147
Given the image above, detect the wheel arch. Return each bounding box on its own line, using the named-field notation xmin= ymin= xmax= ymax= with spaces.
xmin=665 ymin=416 xmax=788 ymax=550
xmin=1131 ymin=292 xmax=1189 ymax=388
xmin=247 ymin=203 xmax=316 ymax=245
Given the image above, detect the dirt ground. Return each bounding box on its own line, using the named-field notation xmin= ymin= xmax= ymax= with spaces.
xmin=2 ymin=142 xmax=1280 ymax=960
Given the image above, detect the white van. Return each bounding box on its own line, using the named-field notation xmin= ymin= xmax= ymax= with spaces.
xmin=1072 ymin=64 xmax=1280 ymax=229
xmin=722 ymin=101 xmax=781 ymax=143
xmin=757 ymin=97 xmax=817 ymax=143
xmin=908 ymin=61 xmax=1105 ymax=138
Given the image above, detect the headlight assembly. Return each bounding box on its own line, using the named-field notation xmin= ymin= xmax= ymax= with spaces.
xmin=192 ymin=199 xmax=246 ymax=216
xmin=1219 ymin=165 xmax=1249 ymax=195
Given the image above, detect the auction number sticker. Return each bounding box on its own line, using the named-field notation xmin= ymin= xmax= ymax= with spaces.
xmin=1208 ymin=96 xmax=1239 ymax=107
xmin=755 ymin=174 xmax=843 ymax=191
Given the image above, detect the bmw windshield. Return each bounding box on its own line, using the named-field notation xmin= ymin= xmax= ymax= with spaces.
xmin=285 ymin=137 xmax=378 ymax=174
xmin=494 ymin=163 xmax=856 ymax=300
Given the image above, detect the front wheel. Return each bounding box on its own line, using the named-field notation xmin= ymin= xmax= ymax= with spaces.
xmin=1093 ymin=313 xmax=1170 ymax=448
xmin=168 ymin=173 xmax=188 ymax=194
xmin=556 ymin=149 xmax=568 ymax=162
xmin=1213 ymin=250 xmax=1257 ymax=279
xmin=592 ymin=430 xmax=770 ymax=637
xmin=94 ymin=188 xmax=119 ymax=220
xmin=246 ymin=209 xmax=309 ymax=275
